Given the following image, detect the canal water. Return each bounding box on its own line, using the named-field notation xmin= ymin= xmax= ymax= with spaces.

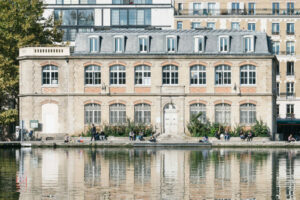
xmin=0 ymin=148 xmax=300 ymax=200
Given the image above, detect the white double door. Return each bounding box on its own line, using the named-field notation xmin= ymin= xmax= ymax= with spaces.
xmin=164 ymin=104 xmax=178 ymax=134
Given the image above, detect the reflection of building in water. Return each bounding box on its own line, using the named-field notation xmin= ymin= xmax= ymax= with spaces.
xmin=17 ymin=149 xmax=300 ymax=199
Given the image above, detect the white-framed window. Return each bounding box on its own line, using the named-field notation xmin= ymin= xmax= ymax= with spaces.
xmin=215 ymin=103 xmax=231 ymax=124
xmin=207 ymin=22 xmax=215 ymax=29
xmin=89 ymin=37 xmax=99 ymax=52
xmin=244 ymin=36 xmax=254 ymax=52
xmin=208 ymin=3 xmax=216 ymax=15
xmin=134 ymin=103 xmax=151 ymax=124
xmin=248 ymin=3 xmax=255 ymax=15
xmin=162 ymin=65 xmax=178 ymax=85
xmin=219 ymin=36 xmax=229 ymax=52
xmin=42 ymin=65 xmax=58 ymax=85
xmin=240 ymin=103 xmax=256 ymax=124
xmin=85 ymin=65 xmax=101 ymax=85
xmin=138 ymin=36 xmax=148 ymax=53
xmin=231 ymin=2 xmax=240 ymax=14
xmin=190 ymin=103 xmax=206 ymax=122
xmin=231 ymin=22 xmax=240 ymax=30
xmin=194 ymin=36 xmax=204 ymax=52
xmin=215 ymin=65 xmax=231 ymax=85
xmin=287 ymin=23 xmax=295 ymax=34
xmin=272 ymin=3 xmax=280 ymax=15
xmin=177 ymin=21 xmax=182 ymax=30
xmin=287 ymin=104 xmax=294 ymax=118
xmin=286 ymin=41 xmax=295 ymax=55
xmin=192 ymin=22 xmax=201 ymax=29
xmin=240 ymin=65 xmax=256 ymax=85
xmin=166 ymin=36 xmax=176 ymax=53
xmin=114 ymin=36 xmax=124 ymax=53
xmin=272 ymin=41 xmax=280 ymax=55
xmin=248 ymin=23 xmax=256 ymax=31
xmin=84 ymin=103 xmax=101 ymax=125
xmin=287 ymin=62 xmax=294 ymax=76
xmin=287 ymin=2 xmax=294 ymax=15
xmin=286 ymin=82 xmax=294 ymax=96
xmin=109 ymin=103 xmax=126 ymax=124
xmin=193 ymin=3 xmax=201 ymax=15
xmin=190 ymin=65 xmax=206 ymax=85
xmin=110 ymin=65 xmax=126 ymax=85
xmin=135 ymin=65 xmax=151 ymax=85
xmin=272 ymin=23 xmax=280 ymax=34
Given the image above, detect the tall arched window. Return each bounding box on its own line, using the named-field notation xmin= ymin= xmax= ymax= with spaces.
xmin=42 ymin=65 xmax=58 ymax=85
xmin=134 ymin=103 xmax=151 ymax=124
xmin=215 ymin=103 xmax=231 ymax=124
xmin=215 ymin=65 xmax=231 ymax=85
xmin=110 ymin=65 xmax=126 ymax=85
xmin=190 ymin=103 xmax=206 ymax=122
xmin=190 ymin=65 xmax=206 ymax=85
xmin=240 ymin=103 xmax=256 ymax=124
xmin=135 ymin=65 xmax=151 ymax=85
xmin=162 ymin=65 xmax=178 ymax=85
xmin=85 ymin=65 xmax=101 ymax=85
xmin=240 ymin=65 xmax=256 ymax=85
xmin=84 ymin=103 xmax=101 ymax=124
xmin=109 ymin=103 xmax=126 ymax=124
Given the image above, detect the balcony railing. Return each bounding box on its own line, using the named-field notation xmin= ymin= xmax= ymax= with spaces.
xmin=279 ymin=92 xmax=296 ymax=99
xmin=175 ymin=8 xmax=300 ymax=16
xmin=19 ymin=47 xmax=70 ymax=57
xmin=286 ymin=113 xmax=295 ymax=119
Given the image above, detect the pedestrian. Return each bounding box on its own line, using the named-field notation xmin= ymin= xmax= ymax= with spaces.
xmin=224 ymin=130 xmax=230 ymax=141
xmin=91 ymin=124 xmax=96 ymax=141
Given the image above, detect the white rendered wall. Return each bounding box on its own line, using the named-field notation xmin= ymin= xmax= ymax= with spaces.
xmin=96 ymin=0 xmax=111 ymax=4
xmin=152 ymin=8 xmax=174 ymax=29
xmin=95 ymin=9 xmax=102 ymax=26
xmin=103 ymin=9 xmax=111 ymax=26
xmin=278 ymin=100 xmax=300 ymax=119
xmin=43 ymin=0 xmax=56 ymax=4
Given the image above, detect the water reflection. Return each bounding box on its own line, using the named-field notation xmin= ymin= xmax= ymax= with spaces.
xmin=1 ymin=148 xmax=300 ymax=199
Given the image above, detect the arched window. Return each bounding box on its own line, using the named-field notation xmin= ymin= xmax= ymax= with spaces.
xmin=215 ymin=103 xmax=231 ymax=124
xmin=134 ymin=103 xmax=151 ymax=124
xmin=240 ymin=65 xmax=256 ymax=85
xmin=162 ymin=65 xmax=178 ymax=85
xmin=85 ymin=65 xmax=101 ymax=85
xmin=190 ymin=65 xmax=206 ymax=85
xmin=215 ymin=65 xmax=231 ymax=85
xmin=84 ymin=103 xmax=101 ymax=124
xmin=135 ymin=65 xmax=151 ymax=85
xmin=109 ymin=103 xmax=126 ymax=124
xmin=190 ymin=103 xmax=206 ymax=122
xmin=110 ymin=65 xmax=126 ymax=85
xmin=42 ymin=65 xmax=58 ymax=85
xmin=240 ymin=103 xmax=256 ymax=124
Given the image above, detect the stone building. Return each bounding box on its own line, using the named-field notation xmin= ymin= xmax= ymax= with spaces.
xmin=173 ymin=0 xmax=300 ymax=138
xmin=19 ymin=29 xmax=277 ymax=138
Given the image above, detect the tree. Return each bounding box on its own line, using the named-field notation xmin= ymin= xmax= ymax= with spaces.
xmin=0 ymin=0 xmax=62 ymax=139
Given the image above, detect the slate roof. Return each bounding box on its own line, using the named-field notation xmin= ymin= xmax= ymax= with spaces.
xmin=73 ymin=28 xmax=271 ymax=55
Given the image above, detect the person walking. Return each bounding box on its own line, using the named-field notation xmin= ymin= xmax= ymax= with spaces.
xmin=91 ymin=124 xmax=96 ymax=141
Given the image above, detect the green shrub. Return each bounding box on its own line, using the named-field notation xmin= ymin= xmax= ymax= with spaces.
xmin=251 ymin=120 xmax=270 ymax=137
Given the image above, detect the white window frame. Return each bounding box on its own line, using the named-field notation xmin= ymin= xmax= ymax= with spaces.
xmin=134 ymin=103 xmax=151 ymax=124
xmin=286 ymin=41 xmax=295 ymax=55
xmin=219 ymin=36 xmax=229 ymax=53
xmin=89 ymin=36 xmax=99 ymax=53
xmin=110 ymin=65 xmax=126 ymax=85
xmin=243 ymin=35 xmax=254 ymax=53
xmin=287 ymin=61 xmax=294 ymax=76
xmin=177 ymin=21 xmax=183 ymax=30
xmin=240 ymin=103 xmax=256 ymax=125
xmin=84 ymin=103 xmax=101 ymax=125
xmin=138 ymin=36 xmax=149 ymax=53
xmin=190 ymin=65 xmax=206 ymax=85
xmin=248 ymin=23 xmax=256 ymax=31
xmin=114 ymin=35 xmax=124 ymax=53
xmin=215 ymin=103 xmax=231 ymax=125
xmin=190 ymin=103 xmax=206 ymax=122
xmin=85 ymin=65 xmax=101 ymax=85
xmin=231 ymin=22 xmax=240 ymax=30
xmin=215 ymin=65 xmax=231 ymax=85
xmin=109 ymin=103 xmax=126 ymax=124
xmin=240 ymin=65 xmax=256 ymax=85
xmin=162 ymin=65 xmax=178 ymax=85
xmin=166 ymin=35 xmax=176 ymax=53
xmin=42 ymin=65 xmax=58 ymax=85
xmin=194 ymin=36 xmax=205 ymax=53
xmin=135 ymin=65 xmax=151 ymax=86
xmin=286 ymin=82 xmax=294 ymax=95
xmin=272 ymin=41 xmax=280 ymax=55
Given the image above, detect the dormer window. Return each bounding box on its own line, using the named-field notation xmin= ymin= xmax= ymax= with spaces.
xmin=166 ymin=36 xmax=176 ymax=53
xmin=114 ymin=36 xmax=124 ymax=53
xmin=219 ymin=36 xmax=229 ymax=53
xmin=138 ymin=36 xmax=149 ymax=53
xmin=89 ymin=37 xmax=99 ymax=53
xmin=244 ymin=35 xmax=254 ymax=53
xmin=194 ymin=36 xmax=204 ymax=53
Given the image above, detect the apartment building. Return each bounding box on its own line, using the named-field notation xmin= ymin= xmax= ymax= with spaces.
xmin=42 ymin=0 xmax=174 ymax=41
xmin=19 ymin=29 xmax=277 ymax=138
xmin=174 ymin=0 xmax=300 ymax=138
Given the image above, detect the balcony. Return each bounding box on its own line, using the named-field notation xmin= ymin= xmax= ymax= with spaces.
xmin=279 ymin=51 xmax=296 ymax=56
xmin=279 ymin=92 xmax=296 ymax=99
xmin=19 ymin=47 xmax=70 ymax=57
xmin=272 ymin=31 xmax=280 ymax=35
xmin=286 ymin=31 xmax=295 ymax=35
xmin=286 ymin=113 xmax=295 ymax=119
xmin=174 ymin=8 xmax=300 ymax=16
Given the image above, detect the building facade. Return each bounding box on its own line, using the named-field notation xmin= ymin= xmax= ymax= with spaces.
xmin=19 ymin=29 xmax=277 ymax=137
xmin=173 ymin=0 xmax=300 ymax=138
xmin=42 ymin=0 xmax=174 ymax=41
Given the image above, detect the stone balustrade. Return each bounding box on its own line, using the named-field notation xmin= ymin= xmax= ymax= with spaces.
xmin=19 ymin=47 xmax=70 ymax=57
